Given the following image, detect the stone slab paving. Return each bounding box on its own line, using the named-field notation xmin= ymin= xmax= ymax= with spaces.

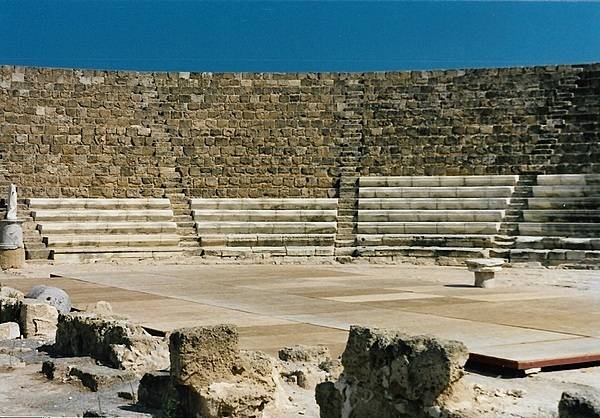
xmin=5 ymin=263 xmax=600 ymax=369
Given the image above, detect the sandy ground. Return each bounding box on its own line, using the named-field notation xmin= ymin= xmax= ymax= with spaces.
xmin=0 ymin=257 xmax=599 ymax=417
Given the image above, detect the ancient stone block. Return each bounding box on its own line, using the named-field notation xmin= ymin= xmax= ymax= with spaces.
xmin=559 ymin=390 xmax=600 ymax=418
xmin=316 ymin=325 xmax=469 ymax=418
xmin=169 ymin=324 xmax=239 ymax=388
xmin=278 ymin=344 xmax=330 ymax=364
xmin=19 ymin=299 xmax=58 ymax=340
xmin=0 ymin=322 xmax=20 ymax=340
xmin=53 ymin=312 xmax=169 ymax=372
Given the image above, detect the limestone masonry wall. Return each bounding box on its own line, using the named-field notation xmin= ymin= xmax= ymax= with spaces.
xmin=1 ymin=64 xmax=598 ymax=198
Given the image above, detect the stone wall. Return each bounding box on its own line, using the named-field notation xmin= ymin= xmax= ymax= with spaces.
xmin=1 ymin=64 xmax=598 ymax=199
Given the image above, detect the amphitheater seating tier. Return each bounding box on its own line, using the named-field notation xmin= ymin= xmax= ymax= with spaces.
xmin=191 ymin=198 xmax=338 ymax=257
xmin=504 ymin=174 xmax=600 ymax=265
xmin=356 ymin=175 xmax=519 ymax=260
xmin=27 ymin=198 xmax=182 ymax=262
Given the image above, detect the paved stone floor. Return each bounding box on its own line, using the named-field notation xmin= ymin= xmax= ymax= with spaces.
xmin=4 ymin=261 xmax=600 ymax=368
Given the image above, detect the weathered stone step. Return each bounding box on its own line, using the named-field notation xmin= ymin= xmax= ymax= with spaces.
xmin=513 ymin=236 xmax=600 ymax=250
xmin=38 ymin=221 xmax=178 ymax=234
xmin=199 ymin=234 xmax=335 ymax=247
xmin=31 ymin=209 xmax=174 ymax=222
xmin=497 ymin=248 xmax=600 ymax=267
xmin=359 ymin=198 xmax=511 ymax=210
xmin=537 ymin=174 xmax=600 ymax=185
xmin=519 ymin=222 xmax=600 ymax=238
xmin=528 ymin=197 xmax=600 ymax=210
xmin=356 ymin=245 xmax=488 ymax=258
xmin=191 ymin=198 xmax=338 ymax=210
xmin=359 ymin=186 xmax=514 ymax=199
xmin=359 ymin=175 xmax=519 ymax=187
xmin=195 ymin=221 xmax=337 ymax=235
xmin=42 ymin=234 xmax=181 ymax=248
xmin=51 ymin=248 xmax=183 ymax=263
xmin=192 ymin=209 xmax=337 ymax=222
xmin=202 ymin=246 xmax=334 ymax=257
xmin=357 ymin=209 xmax=505 ymax=223
xmin=357 ymin=222 xmax=500 ymax=235
xmin=25 ymin=248 xmax=51 ymax=260
xmin=522 ymin=210 xmax=600 ymax=223
xmin=532 ymin=185 xmax=600 ymax=198
xmin=27 ymin=198 xmax=171 ymax=210
xmin=356 ymin=234 xmax=494 ymax=248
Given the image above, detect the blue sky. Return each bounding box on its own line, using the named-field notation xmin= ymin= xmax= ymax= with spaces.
xmin=1 ymin=1 xmax=600 ymax=72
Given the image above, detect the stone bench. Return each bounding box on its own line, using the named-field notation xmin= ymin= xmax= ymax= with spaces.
xmin=465 ymin=258 xmax=505 ymax=288
xmin=27 ymin=198 xmax=182 ymax=262
xmin=356 ymin=176 xmax=518 ymax=262
xmin=191 ymin=198 xmax=338 ymax=257
xmin=519 ymin=174 xmax=600 ymax=240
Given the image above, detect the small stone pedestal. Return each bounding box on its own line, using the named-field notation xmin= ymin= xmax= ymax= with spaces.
xmin=0 ymin=219 xmax=25 ymax=270
xmin=465 ymin=258 xmax=505 ymax=288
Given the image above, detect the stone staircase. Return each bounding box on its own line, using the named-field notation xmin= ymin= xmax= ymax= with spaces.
xmin=191 ymin=198 xmax=338 ymax=257
xmin=503 ymin=174 xmax=600 ymax=267
xmin=165 ymin=190 xmax=201 ymax=256
xmin=492 ymin=175 xmax=537 ymax=254
xmin=20 ymin=202 xmax=51 ymax=261
xmin=355 ymin=175 xmax=519 ymax=263
xmin=26 ymin=198 xmax=183 ymax=262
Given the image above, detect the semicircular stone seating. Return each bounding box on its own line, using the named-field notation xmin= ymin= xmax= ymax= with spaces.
xmin=355 ymin=175 xmax=519 ymax=262
xmin=26 ymin=198 xmax=183 ymax=262
xmin=508 ymin=174 xmax=600 ymax=266
xmin=191 ymin=198 xmax=338 ymax=257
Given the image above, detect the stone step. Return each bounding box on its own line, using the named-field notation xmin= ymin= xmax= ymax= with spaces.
xmin=359 ymin=186 xmax=515 ymax=199
xmin=359 ymin=198 xmax=511 ymax=210
xmin=51 ymin=248 xmax=184 ymax=263
xmin=38 ymin=221 xmax=178 ymax=235
xmin=196 ymin=221 xmax=337 ymax=235
xmin=356 ymin=234 xmax=495 ymax=248
xmin=355 ymin=245 xmax=488 ymax=259
xmin=518 ymin=222 xmax=600 ymax=238
xmin=27 ymin=198 xmax=171 ymax=210
xmin=359 ymin=175 xmax=519 ymax=187
xmin=202 ymin=246 xmax=334 ymax=257
xmin=190 ymin=198 xmax=338 ymax=210
xmin=31 ymin=209 xmax=174 ymax=222
xmin=357 ymin=210 xmax=505 ymax=223
xmin=192 ymin=209 xmax=337 ymax=222
xmin=537 ymin=174 xmax=600 ymax=186
xmin=357 ymin=222 xmax=500 ymax=235
xmin=522 ymin=210 xmax=600 ymax=223
xmin=499 ymin=248 xmax=600 ymax=267
xmin=199 ymin=234 xmax=335 ymax=248
xmin=25 ymin=248 xmax=51 ymax=260
xmin=532 ymin=185 xmax=600 ymax=198
xmin=513 ymin=236 xmax=600 ymax=250
xmin=175 ymin=221 xmax=196 ymax=229
xmin=528 ymin=197 xmax=600 ymax=210
xmin=42 ymin=234 xmax=181 ymax=248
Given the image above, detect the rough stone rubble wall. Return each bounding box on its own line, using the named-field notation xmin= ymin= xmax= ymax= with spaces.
xmin=1 ymin=64 xmax=598 ymax=199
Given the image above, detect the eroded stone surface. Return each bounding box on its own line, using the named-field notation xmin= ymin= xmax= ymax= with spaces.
xmin=278 ymin=345 xmax=330 ymax=364
xmin=316 ymin=325 xmax=470 ymax=418
xmin=165 ymin=325 xmax=282 ymax=418
xmin=559 ymin=389 xmax=600 ymax=418
xmin=52 ymin=312 xmax=169 ymax=372
xmin=0 ymin=322 xmax=20 ymax=340
xmin=19 ymin=299 xmax=58 ymax=340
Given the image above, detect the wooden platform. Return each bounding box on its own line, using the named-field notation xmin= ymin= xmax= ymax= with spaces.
xmin=6 ymin=263 xmax=600 ymax=372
